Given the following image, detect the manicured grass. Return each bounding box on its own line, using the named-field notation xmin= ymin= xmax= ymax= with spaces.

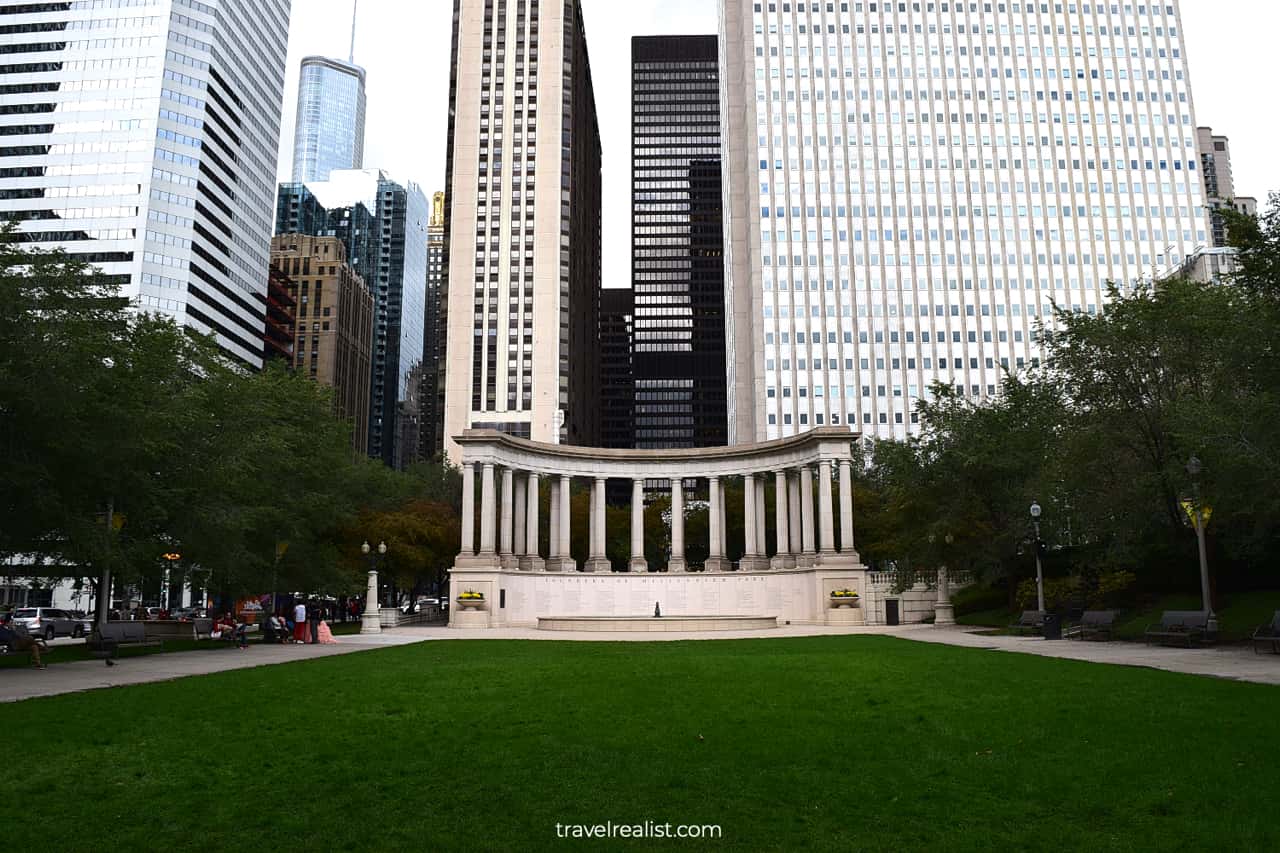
xmin=3 ymin=637 xmax=1278 ymax=851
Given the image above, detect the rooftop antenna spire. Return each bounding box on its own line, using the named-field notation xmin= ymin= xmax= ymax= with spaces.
xmin=348 ymin=0 xmax=358 ymax=63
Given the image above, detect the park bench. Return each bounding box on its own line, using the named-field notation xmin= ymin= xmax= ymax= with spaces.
xmin=1008 ymin=610 xmax=1043 ymax=634
xmin=1143 ymin=610 xmax=1215 ymax=648
xmin=1251 ymin=611 xmax=1280 ymax=655
xmin=1065 ymin=610 xmax=1119 ymax=642
xmin=86 ymin=622 xmax=162 ymax=662
xmin=139 ymin=618 xmax=214 ymax=641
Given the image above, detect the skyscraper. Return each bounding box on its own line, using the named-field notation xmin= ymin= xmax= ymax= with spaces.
xmin=270 ymin=233 xmax=374 ymax=451
xmin=599 ymin=287 xmax=635 ymax=451
xmin=1194 ymin=126 xmax=1256 ymax=248
xmin=721 ymin=0 xmax=1212 ymax=442
xmin=631 ymin=35 xmax=728 ymax=452
xmin=290 ymin=56 xmax=367 ymax=183
xmin=442 ymin=0 xmax=603 ymax=462
xmin=277 ymin=169 xmax=428 ymax=465
xmin=420 ymin=191 xmax=447 ymax=461
xmin=0 ymin=0 xmax=292 ymax=369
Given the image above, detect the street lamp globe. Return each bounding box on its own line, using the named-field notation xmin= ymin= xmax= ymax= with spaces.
xmin=361 ymin=540 xmax=371 ymax=555
xmin=378 ymin=541 xmax=387 ymax=555
xmin=1186 ymin=455 xmax=1202 ymax=478
xmin=1030 ymin=501 xmax=1042 ymax=520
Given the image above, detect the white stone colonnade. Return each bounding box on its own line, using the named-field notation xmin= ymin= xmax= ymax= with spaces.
xmin=453 ymin=426 xmax=862 ymax=576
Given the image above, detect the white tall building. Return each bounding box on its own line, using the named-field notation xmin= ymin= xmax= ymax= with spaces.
xmin=442 ymin=0 xmax=602 ymax=463
xmin=721 ymin=0 xmax=1210 ymax=442
xmin=0 ymin=0 xmax=292 ymax=369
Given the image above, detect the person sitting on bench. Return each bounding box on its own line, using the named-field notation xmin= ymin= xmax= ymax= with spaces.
xmin=212 ymin=613 xmax=248 ymax=649
xmin=0 ymin=622 xmax=46 ymax=669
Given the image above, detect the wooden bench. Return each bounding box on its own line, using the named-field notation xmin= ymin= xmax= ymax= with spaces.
xmin=86 ymin=622 xmax=162 ymax=662
xmin=1144 ymin=610 xmax=1215 ymax=647
xmin=1009 ymin=610 xmax=1043 ymax=634
xmin=1252 ymin=611 xmax=1280 ymax=655
xmin=139 ymin=618 xmax=214 ymax=641
xmin=1065 ymin=610 xmax=1119 ymax=642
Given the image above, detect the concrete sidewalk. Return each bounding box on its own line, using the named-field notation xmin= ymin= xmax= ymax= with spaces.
xmin=0 ymin=629 xmax=432 ymax=704
xmin=884 ymin=624 xmax=1280 ymax=686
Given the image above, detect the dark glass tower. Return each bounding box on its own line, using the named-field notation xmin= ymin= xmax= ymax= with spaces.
xmin=631 ymin=35 xmax=727 ymax=451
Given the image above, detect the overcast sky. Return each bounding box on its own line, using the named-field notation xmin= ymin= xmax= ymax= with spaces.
xmin=274 ymin=0 xmax=1279 ymax=289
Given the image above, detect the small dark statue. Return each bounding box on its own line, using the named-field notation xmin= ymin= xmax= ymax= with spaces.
xmin=654 ymin=601 xmax=662 ymax=618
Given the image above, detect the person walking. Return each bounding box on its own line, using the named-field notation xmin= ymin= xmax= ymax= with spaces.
xmin=307 ymin=601 xmax=321 ymax=644
xmin=292 ymin=601 xmax=307 ymax=644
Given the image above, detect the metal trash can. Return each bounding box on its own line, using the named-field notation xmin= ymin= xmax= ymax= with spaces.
xmin=1041 ymin=612 xmax=1062 ymax=640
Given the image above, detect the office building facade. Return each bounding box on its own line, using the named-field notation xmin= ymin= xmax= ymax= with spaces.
xmin=275 ymin=169 xmax=428 ymax=465
xmin=442 ymin=0 xmax=603 ymax=462
xmin=420 ymin=191 xmax=447 ymax=460
xmin=0 ymin=0 xmax=292 ymax=369
xmin=721 ymin=0 xmax=1213 ymax=441
xmin=291 ymin=55 xmax=367 ymax=183
xmin=270 ymin=233 xmax=374 ymax=452
xmin=632 ymin=35 xmax=729 ymax=453
xmin=1194 ymin=126 xmax=1255 ymax=248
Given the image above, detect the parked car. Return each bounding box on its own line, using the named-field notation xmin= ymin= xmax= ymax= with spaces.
xmin=171 ymin=606 xmax=208 ymax=621
xmin=10 ymin=607 xmax=85 ymax=640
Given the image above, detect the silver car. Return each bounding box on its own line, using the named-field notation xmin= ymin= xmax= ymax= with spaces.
xmin=10 ymin=607 xmax=85 ymax=640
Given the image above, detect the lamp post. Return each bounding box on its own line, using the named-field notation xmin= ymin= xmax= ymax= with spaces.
xmin=934 ymin=533 xmax=955 ymax=626
xmin=360 ymin=540 xmax=386 ymax=635
xmin=1185 ymin=456 xmax=1216 ymax=632
xmin=1030 ymin=502 xmax=1045 ymax=613
xmin=161 ymin=552 xmax=180 ymax=611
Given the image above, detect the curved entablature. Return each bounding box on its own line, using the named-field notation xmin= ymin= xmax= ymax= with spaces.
xmin=453 ymin=425 xmax=859 ymax=480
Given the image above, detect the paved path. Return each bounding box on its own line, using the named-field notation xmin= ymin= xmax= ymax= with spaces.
xmin=4 ymin=623 xmax=1277 ymax=704
xmin=0 ymin=630 xmax=430 ymax=704
xmin=882 ymin=624 xmax=1280 ymax=686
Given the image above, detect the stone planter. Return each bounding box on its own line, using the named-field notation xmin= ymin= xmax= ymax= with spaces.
xmin=457 ymin=598 xmax=485 ymax=611
xmin=830 ymin=596 xmax=861 ymax=609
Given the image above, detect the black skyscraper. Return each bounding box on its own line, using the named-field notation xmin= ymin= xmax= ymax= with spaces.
xmin=631 ymin=35 xmax=727 ymax=453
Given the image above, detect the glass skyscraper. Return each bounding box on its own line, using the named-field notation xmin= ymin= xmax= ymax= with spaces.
xmin=631 ymin=35 xmax=728 ymax=452
xmin=0 ymin=0 xmax=292 ymax=369
xmin=721 ymin=0 xmax=1211 ymax=442
xmin=291 ymin=56 xmax=367 ymax=183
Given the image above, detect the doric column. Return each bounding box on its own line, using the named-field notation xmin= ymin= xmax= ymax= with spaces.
xmin=629 ymin=478 xmax=647 ymax=572
xmin=558 ymin=474 xmax=574 ymax=571
xmin=755 ymin=477 xmax=767 ymax=566
xmin=546 ymin=475 xmax=558 ymax=559
xmin=743 ymin=474 xmax=758 ymax=559
xmin=839 ymin=458 xmax=857 ymax=557
xmin=706 ymin=476 xmax=728 ymax=571
xmin=719 ymin=488 xmax=727 ymax=560
xmin=669 ymin=477 xmax=687 ymax=572
xmin=799 ymin=465 xmax=816 ymax=566
xmin=935 ymin=566 xmax=955 ymax=625
xmin=788 ymin=471 xmax=802 ymax=565
xmin=458 ymin=461 xmax=475 ymax=559
xmin=521 ymin=472 xmax=543 ymax=571
xmin=499 ymin=467 xmax=515 ymax=568
xmin=479 ymin=462 xmax=497 ymax=556
xmin=585 ymin=477 xmax=609 ymax=572
xmin=772 ymin=470 xmax=791 ymax=569
xmin=818 ymin=460 xmax=836 ymax=557
xmin=513 ymin=474 xmax=527 ymax=557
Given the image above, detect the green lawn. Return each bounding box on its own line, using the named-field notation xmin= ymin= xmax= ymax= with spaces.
xmin=3 ymin=636 xmax=1278 ymax=851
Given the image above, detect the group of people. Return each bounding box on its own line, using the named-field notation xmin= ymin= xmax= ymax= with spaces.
xmin=263 ymin=601 xmax=337 ymax=645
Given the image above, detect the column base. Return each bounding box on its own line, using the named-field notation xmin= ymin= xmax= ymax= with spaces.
xmin=454 ymin=553 xmax=502 ymax=570
xmin=360 ymin=611 xmax=382 ymax=634
xmin=934 ymin=604 xmax=955 ymax=626
xmin=628 ymin=557 xmax=649 ymax=573
xmin=704 ymin=556 xmax=731 ymax=572
xmin=499 ymin=554 xmax=518 ymax=569
xmin=546 ymin=557 xmax=577 ymax=572
xmin=583 ymin=557 xmax=611 ymax=573
xmin=816 ymin=552 xmax=858 ymax=569
xmin=668 ymin=557 xmax=688 ymax=573
xmin=797 ymin=551 xmax=817 ymax=568
xmin=517 ymin=555 xmax=545 ymax=572
xmin=739 ymin=556 xmax=770 ymax=571
xmin=770 ymin=555 xmax=797 ymax=570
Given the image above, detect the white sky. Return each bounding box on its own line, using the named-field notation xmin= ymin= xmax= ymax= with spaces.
xmin=274 ymin=0 xmax=1279 ymax=289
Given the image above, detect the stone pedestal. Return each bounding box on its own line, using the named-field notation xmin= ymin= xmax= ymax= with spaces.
xmin=704 ymin=556 xmax=731 ymax=572
xmin=628 ymin=557 xmax=648 ymax=573
xmin=826 ymin=605 xmax=866 ymax=626
xmin=668 ymin=556 xmax=687 ymax=573
xmin=583 ymin=557 xmax=611 ymax=573
xmin=934 ymin=603 xmax=955 ymax=626
xmin=360 ymin=569 xmax=381 ymax=634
